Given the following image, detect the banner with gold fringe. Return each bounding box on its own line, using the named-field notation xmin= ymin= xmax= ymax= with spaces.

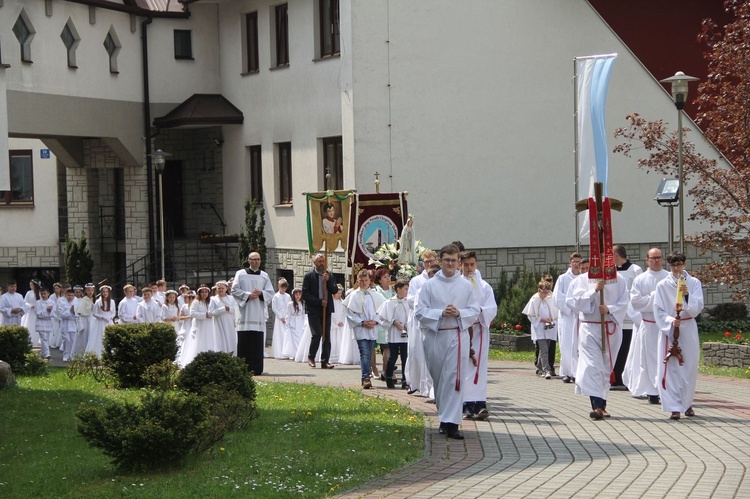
xmin=305 ymin=190 xmax=354 ymax=254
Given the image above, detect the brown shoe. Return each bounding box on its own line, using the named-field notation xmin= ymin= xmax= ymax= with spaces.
xmin=307 ymin=357 xmax=316 ymax=368
xmin=670 ymin=412 xmax=681 ymax=420
xmin=589 ymin=408 xmax=604 ymax=420
xmin=321 ymin=362 xmax=335 ymax=369
xmin=685 ymin=407 xmax=695 ymax=417
xmin=362 ymin=378 xmax=372 ymax=389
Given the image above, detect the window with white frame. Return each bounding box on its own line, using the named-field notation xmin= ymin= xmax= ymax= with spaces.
xmin=0 ymin=150 xmax=34 ymax=205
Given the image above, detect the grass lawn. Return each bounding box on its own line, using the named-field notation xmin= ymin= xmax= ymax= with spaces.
xmin=489 ymin=331 xmax=750 ymax=379
xmin=0 ymin=369 xmax=424 ymax=498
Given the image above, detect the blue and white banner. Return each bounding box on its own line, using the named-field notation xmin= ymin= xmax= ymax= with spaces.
xmin=576 ymin=53 xmax=616 ymax=239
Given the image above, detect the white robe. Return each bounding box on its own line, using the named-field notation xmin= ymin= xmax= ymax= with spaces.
xmin=553 ymin=268 xmax=579 ymax=378
xmin=462 ymin=274 xmax=497 ymax=404
xmin=21 ymin=291 xmax=38 ymax=345
xmin=210 ymin=295 xmax=237 ymax=355
xmin=405 ymin=279 xmax=433 ymax=397
xmin=231 ymin=268 xmax=274 ymax=332
xmin=137 ymin=300 xmax=161 ymax=323
xmin=180 ymin=300 xmax=214 ymax=368
xmin=343 ymin=289 xmax=386 ymax=341
xmin=654 ymin=271 xmax=704 ymax=413
xmin=1 ymin=291 xmax=25 ymax=326
xmin=271 ymin=292 xmax=292 ymax=359
xmin=377 ymin=296 xmax=411 ymax=344
xmin=176 ymin=303 xmax=192 ymax=359
xmin=283 ymin=302 xmax=306 ymax=359
xmin=338 ymin=320 xmax=359 ymax=365
xmin=85 ymin=298 xmax=115 ymax=358
xmin=566 ymin=276 xmax=628 ymax=400
xmin=625 ymin=268 xmax=669 ymax=397
xmin=416 ymin=271 xmax=480 ymax=425
xmin=118 ymin=297 xmax=139 ymax=324
xmin=328 ymin=297 xmax=346 ymax=364
xmin=523 ymin=293 xmax=559 ymax=342
xmin=72 ymin=296 xmax=94 ymax=357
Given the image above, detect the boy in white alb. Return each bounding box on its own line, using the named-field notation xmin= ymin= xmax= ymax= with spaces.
xmin=57 ymin=289 xmax=78 ymax=362
xmin=377 ymin=281 xmax=410 ymax=389
xmin=137 ymin=286 xmax=162 ymax=323
xmin=35 ymin=287 xmax=55 ymax=359
xmin=0 ymin=280 xmax=25 ymax=326
xmin=118 ymin=284 xmax=139 ymax=324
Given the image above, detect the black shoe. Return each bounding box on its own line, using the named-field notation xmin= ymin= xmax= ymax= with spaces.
xmin=385 ymin=377 xmax=396 ymax=389
xmin=562 ymin=375 xmax=572 ymax=383
xmin=447 ymin=427 xmax=465 ymax=440
xmin=648 ymin=395 xmax=660 ymax=405
xmin=321 ymin=362 xmax=335 ymax=369
xmin=401 ymin=382 xmax=408 ymax=390
xmin=438 ymin=423 xmax=447 ymax=435
xmin=475 ymin=408 xmax=489 ymax=420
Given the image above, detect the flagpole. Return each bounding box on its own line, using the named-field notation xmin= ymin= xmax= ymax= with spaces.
xmin=573 ymin=57 xmax=580 ymax=252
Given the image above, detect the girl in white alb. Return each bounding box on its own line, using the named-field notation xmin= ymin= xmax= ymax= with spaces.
xmin=210 ymin=281 xmax=237 ymax=355
xmin=180 ymin=285 xmax=215 ymax=368
xmin=86 ymin=285 xmax=116 ymax=358
xmin=271 ymin=279 xmax=292 ymax=359
xmin=282 ymin=289 xmax=305 ymax=360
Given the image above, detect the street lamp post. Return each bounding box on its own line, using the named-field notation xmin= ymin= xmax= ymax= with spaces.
xmin=150 ymin=149 xmax=171 ymax=280
xmin=660 ymin=71 xmax=699 ymax=254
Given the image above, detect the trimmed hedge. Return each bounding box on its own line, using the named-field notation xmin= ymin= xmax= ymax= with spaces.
xmin=0 ymin=326 xmax=32 ymax=372
xmin=177 ymin=351 xmax=256 ymax=401
xmin=102 ymin=323 xmax=177 ymax=388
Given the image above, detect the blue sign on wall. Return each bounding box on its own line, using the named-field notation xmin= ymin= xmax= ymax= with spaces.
xmin=40 ymin=149 xmax=51 ymax=159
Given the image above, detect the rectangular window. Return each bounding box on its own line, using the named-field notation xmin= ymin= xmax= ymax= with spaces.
xmin=249 ymin=145 xmax=263 ymax=203
xmin=174 ymin=30 xmax=193 ymax=60
xmin=322 ymin=136 xmax=343 ymax=190
xmin=277 ymin=142 xmax=292 ymax=205
xmin=1 ymin=150 xmax=34 ymax=205
xmin=274 ymin=4 xmax=289 ymax=67
xmin=319 ymin=0 xmax=340 ymax=57
xmin=244 ymin=12 xmax=259 ymax=72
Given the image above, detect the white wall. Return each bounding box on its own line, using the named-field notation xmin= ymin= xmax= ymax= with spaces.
xmin=344 ymin=0 xmax=725 ymax=250
xmin=218 ymin=0 xmax=343 ymax=248
xmin=0 ymin=138 xmax=59 ymax=247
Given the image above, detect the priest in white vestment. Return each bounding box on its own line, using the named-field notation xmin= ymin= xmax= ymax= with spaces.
xmin=416 ymin=245 xmax=479 ymax=439
xmin=654 ymin=252 xmax=704 ymax=420
xmin=232 ymin=252 xmax=274 ymax=374
xmin=552 ymin=253 xmax=583 ymax=383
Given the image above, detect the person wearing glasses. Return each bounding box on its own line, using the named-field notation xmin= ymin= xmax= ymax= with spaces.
xmin=416 ymin=244 xmax=480 ymax=440
xmin=552 ymin=253 xmax=583 ymax=384
xmin=231 ymin=252 xmax=274 ymax=374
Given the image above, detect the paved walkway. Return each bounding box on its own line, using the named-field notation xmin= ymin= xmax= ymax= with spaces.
xmin=259 ymin=356 xmax=750 ymax=498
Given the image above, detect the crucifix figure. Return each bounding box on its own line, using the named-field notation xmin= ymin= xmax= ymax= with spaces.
xmin=374 ymin=171 xmax=381 ymax=194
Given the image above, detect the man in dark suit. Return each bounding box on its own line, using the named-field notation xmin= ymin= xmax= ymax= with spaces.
xmin=302 ymin=253 xmax=339 ymax=369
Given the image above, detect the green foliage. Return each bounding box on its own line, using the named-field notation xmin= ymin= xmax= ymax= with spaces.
xmin=141 ymin=359 xmax=179 ymax=391
xmin=493 ymin=266 xmax=559 ymax=333
xmin=76 ymin=390 xmax=211 ymax=471
xmin=0 ymin=326 xmax=32 ymax=372
xmin=706 ymin=302 xmax=748 ymax=321
xmin=698 ymin=319 xmax=750 ymax=335
xmin=177 ymin=351 xmax=256 ymax=401
xmin=64 ymin=230 xmax=94 ymax=285
xmin=67 ymin=352 xmax=116 ymax=385
xmin=17 ymin=352 xmax=49 ymax=377
xmin=238 ymin=197 xmax=267 ymax=270
xmin=102 ymin=323 xmax=178 ymax=389
xmin=194 ymin=386 xmax=258 ymax=452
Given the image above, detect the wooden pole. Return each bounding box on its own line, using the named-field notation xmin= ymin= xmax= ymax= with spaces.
xmin=594 ymin=183 xmax=607 ymax=353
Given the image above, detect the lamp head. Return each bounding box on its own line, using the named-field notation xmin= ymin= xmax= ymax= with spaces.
xmin=660 ymin=71 xmax=699 ymax=110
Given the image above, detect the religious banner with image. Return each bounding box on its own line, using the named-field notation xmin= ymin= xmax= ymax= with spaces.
xmin=306 ymin=190 xmax=354 ymax=253
xmin=346 ymin=192 xmax=409 ymax=276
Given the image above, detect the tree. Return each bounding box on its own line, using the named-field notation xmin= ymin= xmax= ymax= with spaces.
xmin=612 ymin=1 xmax=750 ymax=299
xmin=64 ymin=230 xmax=94 ymax=285
xmin=238 ymin=198 xmax=267 ymax=270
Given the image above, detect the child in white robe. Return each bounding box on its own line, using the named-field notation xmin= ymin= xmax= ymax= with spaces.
xmin=162 ymin=290 xmax=181 ymax=336
xmin=49 ymin=283 xmax=63 ymax=348
xmin=271 ymin=279 xmax=291 ymax=359
xmin=72 ymin=283 xmax=96 ymax=357
xmin=328 ymin=286 xmax=345 ymax=364
xmin=118 ymin=284 xmax=139 ymax=324
xmin=176 ymin=291 xmax=195 ymax=360
xmin=377 ymin=281 xmax=410 ymax=389
xmin=209 ymin=281 xmax=237 ymax=355
xmin=86 ymin=285 xmax=116 ymax=358
xmin=180 ymin=285 xmax=214 ymax=368
xmin=57 ymin=289 xmax=78 ymax=362
xmin=137 ymin=286 xmax=162 ymax=323
xmin=523 ymin=280 xmax=559 ymax=379
xmin=282 ymin=289 xmax=305 ymax=360
xmin=21 ymin=280 xmax=40 ymax=346
xmin=35 ymin=288 xmax=55 ymax=359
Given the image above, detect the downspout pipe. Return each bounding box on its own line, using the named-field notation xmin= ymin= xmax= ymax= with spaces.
xmin=142 ymin=16 xmax=156 ymax=280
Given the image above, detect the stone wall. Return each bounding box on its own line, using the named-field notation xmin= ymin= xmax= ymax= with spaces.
xmin=0 ymin=246 xmax=59 ymax=268
xmin=266 ymin=248 xmax=348 ymax=289
xmin=702 ymin=342 xmax=750 ymax=368
xmin=489 ymin=333 xmax=534 ymax=352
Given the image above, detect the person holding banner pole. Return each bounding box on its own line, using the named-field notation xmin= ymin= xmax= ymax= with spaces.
xmin=303 ymin=253 xmax=338 ymax=369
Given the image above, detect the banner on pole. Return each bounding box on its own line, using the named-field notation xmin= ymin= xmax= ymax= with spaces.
xmin=305 ymin=190 xmax=354 ymax=254
xmin=346 ymin=192 xmax=409 ymax=276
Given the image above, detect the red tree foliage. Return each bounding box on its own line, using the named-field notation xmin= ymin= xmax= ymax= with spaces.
xmin=613 ymin=0 xmax=750 ymax=300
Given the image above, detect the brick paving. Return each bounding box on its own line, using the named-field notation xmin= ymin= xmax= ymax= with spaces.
xmin=258 ymin=356 xmax=750 ymax=498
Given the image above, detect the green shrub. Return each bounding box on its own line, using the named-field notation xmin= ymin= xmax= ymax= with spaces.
xmin=17 ymin=352 xmax=49 ymax=376
xmin=177 ymin=351 xmax=256 ymax=401
xmin=141 ymin=359 xmax=179 ymax=391
xmin=0 ymin=326 xmax=32 ymax=372
xmin=102 ymin=323 xmax=178 ymax=389
xmin=67 ymin=353 xmax=116 ymax=385
xmin=707 ymin=302 xmax=748 ymax=321
xmin=194 ymin=386 xmax=258 ymax=453
xmin=76 ymin=391 xmax=210 ymax=471
xmin=699 ymin=319 xmax=750 ymax=335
